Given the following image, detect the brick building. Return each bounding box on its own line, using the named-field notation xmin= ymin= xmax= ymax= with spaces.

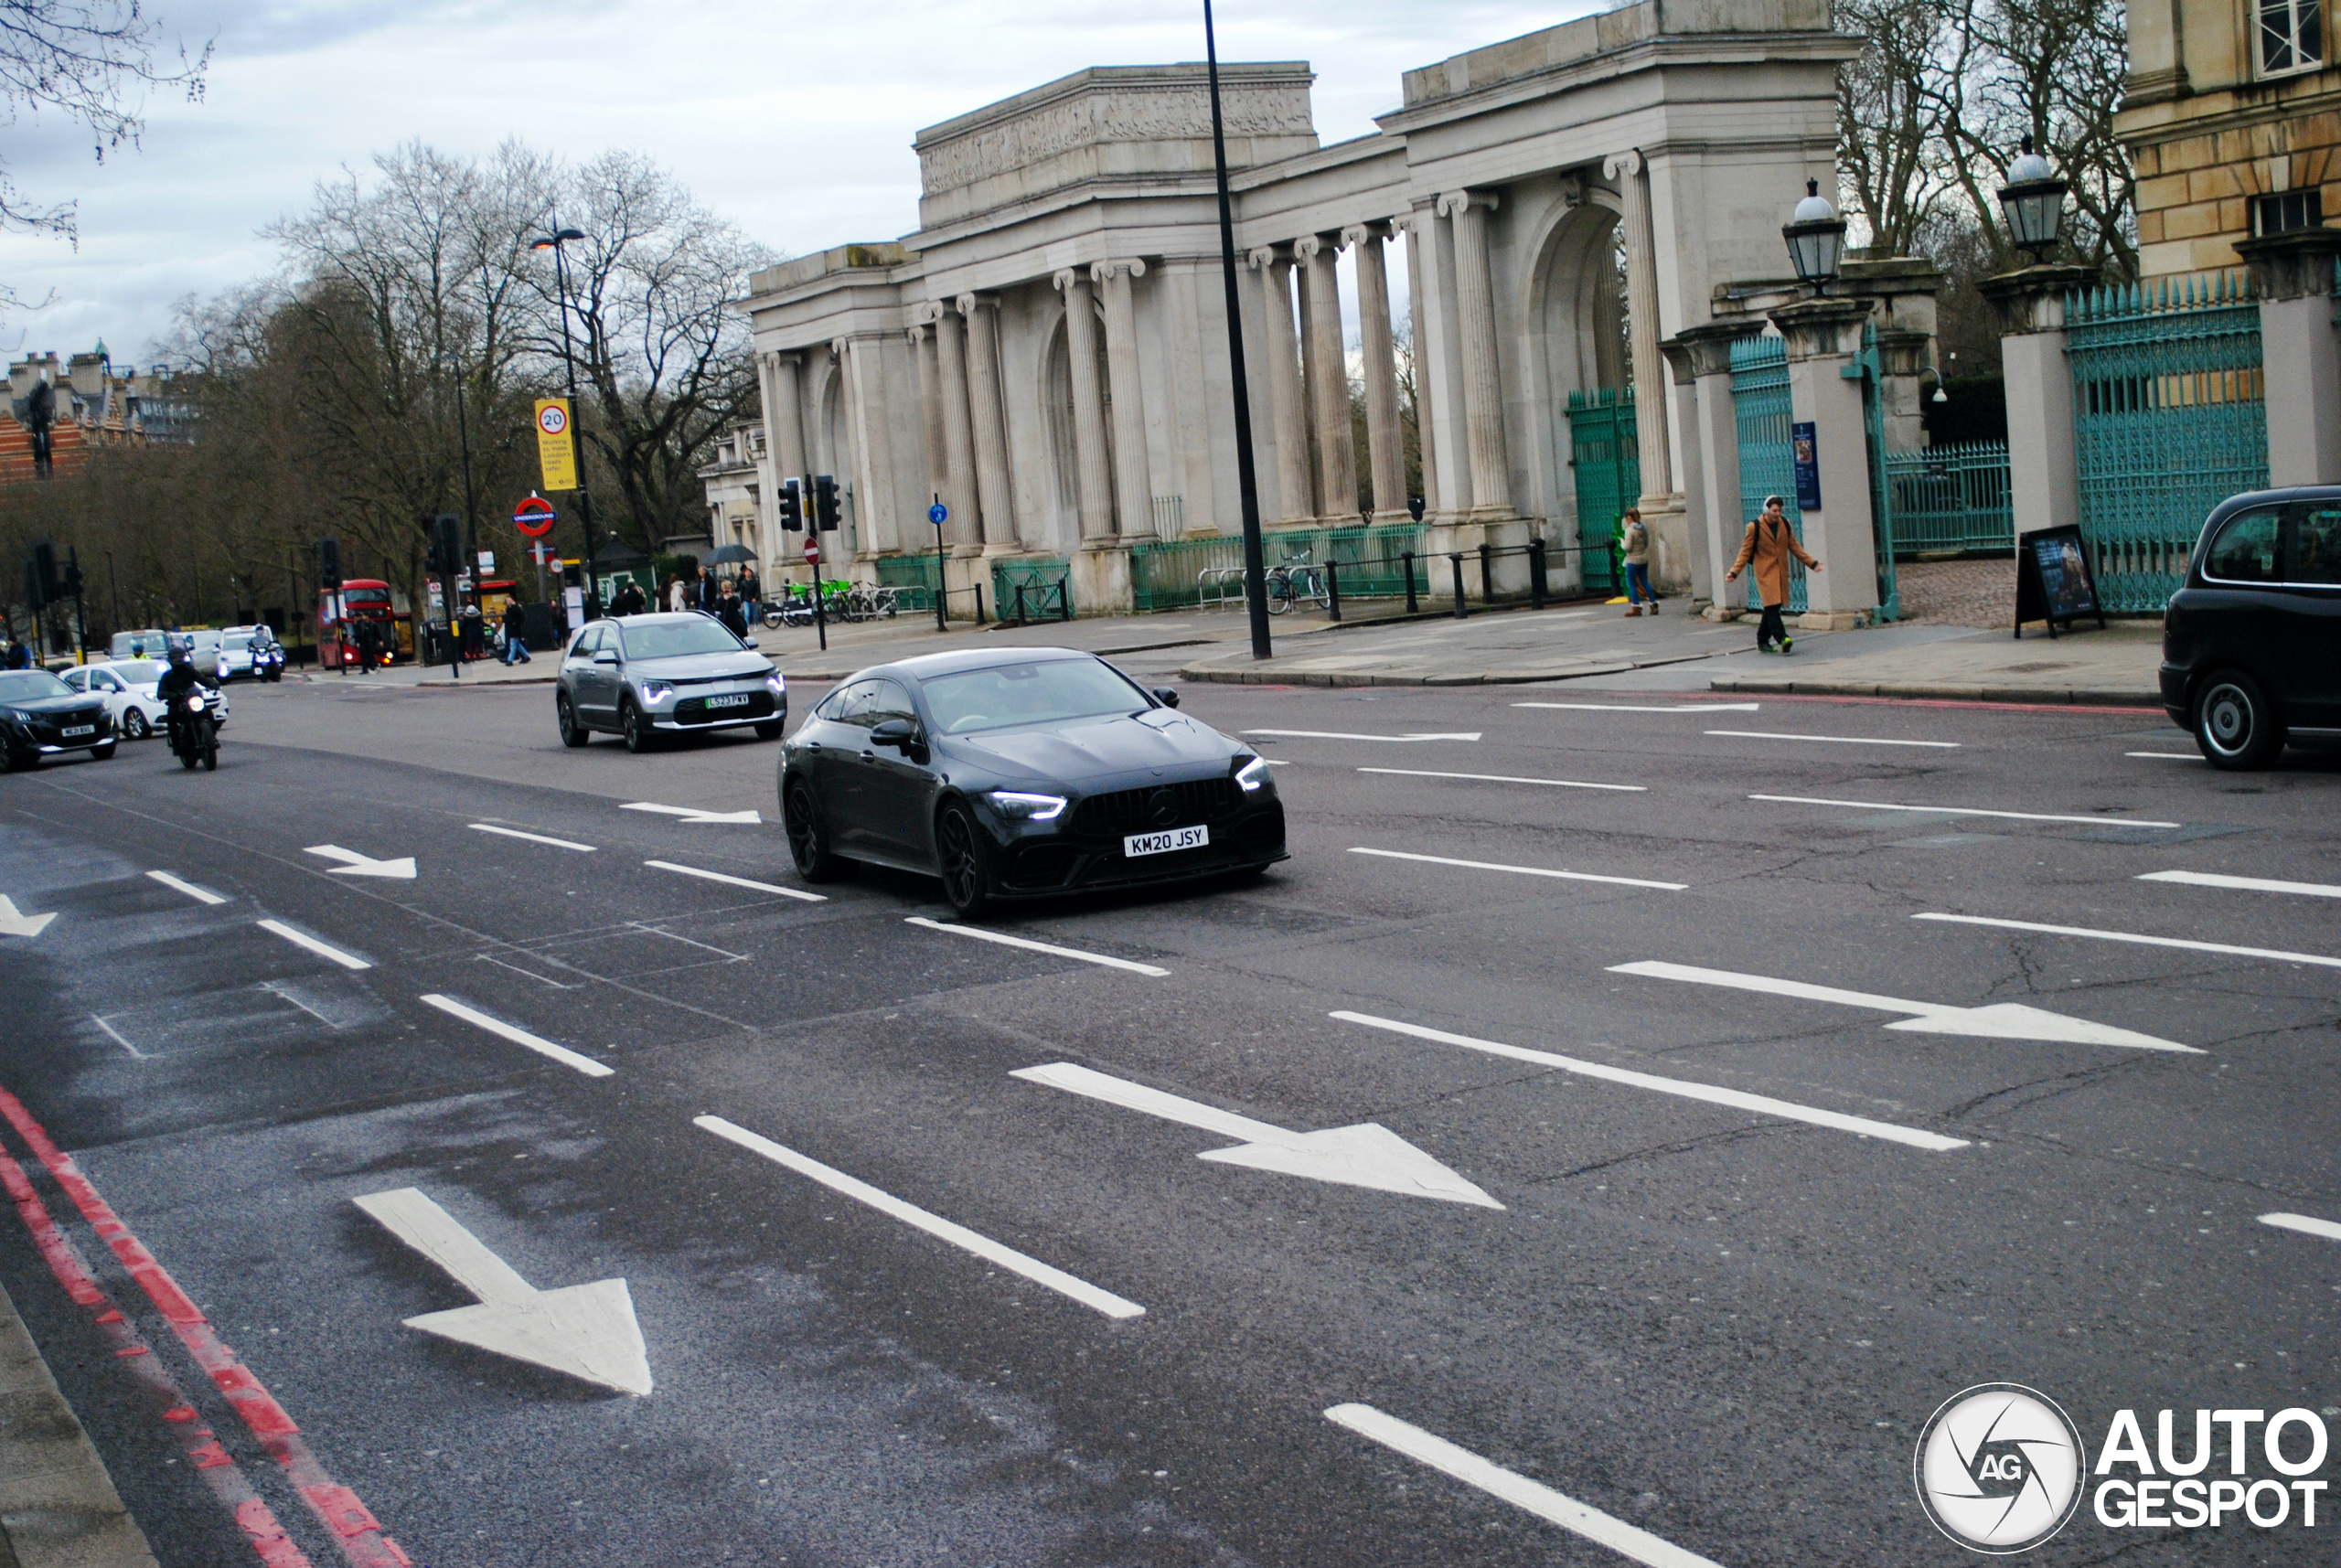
xmin=2 ymin=347 xmax=193 ymax=482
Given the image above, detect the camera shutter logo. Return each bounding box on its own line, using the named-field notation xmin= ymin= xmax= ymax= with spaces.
xmin=1915 ymin=1384 xmax=2087 ymax=1553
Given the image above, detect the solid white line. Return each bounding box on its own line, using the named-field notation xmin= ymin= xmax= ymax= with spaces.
xmin=1911 ymin=912 xmax=2341 ymax=970
xmin=1358 ymin=767 xmax=1647 ymax=793
xmin=471 ymin=823 xmax=597 ymax=852
xmin=256 ymin=920 xmax=371 ymax=971
xmin=1331 ymin=1010 xmax=1967 ymax=1152
xmin=1242 ymin=730 xmax=1482 ymax=743
xmin=2261 ymin=1213 xmax=2341 ymax=1243
xmin=419 ymin=993 xmax=614 ymax=1077
xmin=1513 ymin=701 xmax=1761 ymax=713
xmin=1349 ymin=848 xmax=1684 ymax=891
xmin=644 ymin=859 xmax=826 ymax=902
xmin=91 ymin=1016 xmax=145 ymax=1060
xmin=1012 ymin=1062 xmax=1288 ymax=1145
xmin=1708 ymin=730 xmax=1960 ymax=749
xmin=2141 ymin=869 xmax=2341 ymax=900
xmin=146 ymin=869 xmax=226 ymax=905
xmin=903 ymin=917 xmax=1168 ymax=976
xmin=1750 ymin=794 xmax=2179 ymax=828
xmin=693 ymin=1115 xmax=1144 ymax=1319
xmin=1324 ymin=1404 xmax=1725 ymax=1568
xmin=2126 ymin=752 xmax=2200 ymax=761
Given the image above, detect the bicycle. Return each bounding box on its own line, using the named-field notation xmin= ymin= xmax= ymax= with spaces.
xmin=1264 ymin=560 xmax=1331 ymax=615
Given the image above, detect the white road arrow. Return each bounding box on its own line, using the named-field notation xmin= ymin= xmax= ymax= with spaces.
xmin=304 ymin=845 xmax=416 ymax=880
xmin=0 ymin=895 xmax=57 ymax=938
xmin=1012 ymin=1061 xmax=1502 ymax=1209
xmin=1609 ymin=960 xmax=2200 ymax=1053
xmin=1243 ymin=730 xmax=1481 ymax=743
xmin=620 ymin=802 xmax=764 ymax=825
xmin=352 ymin=1187 xmax=652 ymax=1396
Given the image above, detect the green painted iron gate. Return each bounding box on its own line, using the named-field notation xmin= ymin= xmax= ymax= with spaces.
xmin=1729 ymin=336 xmax=1807 ymax=613
xmin=1564 ymin=387 xmax=1637 ymax=594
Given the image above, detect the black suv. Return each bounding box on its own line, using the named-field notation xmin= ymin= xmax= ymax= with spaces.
xmin=2160 ymin=486 xmax=2341 ymax=768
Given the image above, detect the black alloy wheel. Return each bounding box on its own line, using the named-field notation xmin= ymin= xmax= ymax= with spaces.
xmin=935 ymin=802 xmax=994 ymax=918
xmin=2194 ymin=669 xmax=2282 ymax=770
xmin=783 ymin=775 xmax=850 ymax=882
xmin=622 ymin=700 xmax=655 ymax=754
xmin=123 ymin=709 xmax=149 ymax=741
xmin=557 ymin=693 xmax=588 ymax=748
xmin=2 ymin=744 xmax=27 ymax=773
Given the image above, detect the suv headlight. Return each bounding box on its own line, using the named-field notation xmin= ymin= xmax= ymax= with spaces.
xmin=764 ymin=671 xmax=786 ymax=694
xmin=1235 ymin=754 xmax=1273 ymax=793
xmin=986 ymin=790 xmax=1067 ymax=821
xmin=638 ymin=679 xmax=674 ymax=704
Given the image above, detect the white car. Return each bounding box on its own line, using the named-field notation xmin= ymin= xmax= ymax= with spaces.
xmin=58 ymin=660 xmax=226 ymax=741
xmin=216 ymin=626 xmax=273 ymax=679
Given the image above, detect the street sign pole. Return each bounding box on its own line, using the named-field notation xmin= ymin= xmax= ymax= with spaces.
xmin=929 ymin=495 xmax=949 ymax=633
xmin=803 ymin=532 xmax=826 ymax=652
xmin=1204 ymin=0 xmax=1273 ymax=662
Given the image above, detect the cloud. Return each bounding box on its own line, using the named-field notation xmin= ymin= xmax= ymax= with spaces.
xmin=0 ymin=0 xmax=1587 ymax=363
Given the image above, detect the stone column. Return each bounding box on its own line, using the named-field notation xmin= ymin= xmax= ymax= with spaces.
xmin=1248 ymin=246 xmax=1314 ymax=525
xmin=762 ymin=351 xmax=807 ymax=479
xmin=1672 ymin=321 xmax=1764 ymax=617
xmin=1437 ymin=189 xmax=1513 ymax=518
xmin=1603 ymin=150 xmax=1675 ymax=504
xmin=958 ymin=293 xmax=1018 ymax=554
xmin=1343 ymin=223 xmax=1408 ymax=524
xmin=908 ymin=313 xmax=946 ymax=513
xmin=1053 ymin=268 xmax=1117 ymax=539
xmin=828 ymin=336 xmax=867 ymax=560
xmin=1296 ymin=234 xmax=1358 ymax=522
xmin=932 ymin=302 xmax=981 ymax=550
xmin=2238 ymin=228 xmax=2341 ymax=485
xmin=1657 ymin=338 xmax=1710 ymax=605
xmin=1769 ymin=298 xmax=1878 ymax=624
xmin=1093 ymin=259 xmax=1154 ymax=537
xmin=1979 ymin=264 xmax=2097 ymax=539
xmin=1399 ymin=209 xmax=1442 ymax=517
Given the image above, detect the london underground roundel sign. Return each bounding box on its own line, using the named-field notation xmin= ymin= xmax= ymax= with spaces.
xmin=513 ymin=496 xmax=558 ymax=538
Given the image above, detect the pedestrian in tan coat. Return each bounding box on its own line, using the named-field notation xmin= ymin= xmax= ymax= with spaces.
xmin=1727 ymin=496 xmax=1822 ymax=654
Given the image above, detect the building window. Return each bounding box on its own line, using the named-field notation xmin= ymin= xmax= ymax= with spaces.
xmin=2261 ymin=0 xmax=2325 ymax=74
xmin=2253 ymin=188 xmax=2324 ymax=234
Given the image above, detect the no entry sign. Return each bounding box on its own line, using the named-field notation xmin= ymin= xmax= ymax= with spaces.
xmin=513 ymin=495 xmax=558 ymax=538
xmin=802 ymin=535 xmax=820 ymax=564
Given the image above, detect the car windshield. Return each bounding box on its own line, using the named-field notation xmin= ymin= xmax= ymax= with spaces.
xmin=0 ymin=671 xmax=72 ymax=702
xmin=109 ymin=662 xmax=163 ymax=685
xmin=224 ymin=635 xmax=252 ymax=651
xmin=621 ymin=619 xmax=745 ymax=660
xmin=919 ymin=658 xmax=1147 ymax=735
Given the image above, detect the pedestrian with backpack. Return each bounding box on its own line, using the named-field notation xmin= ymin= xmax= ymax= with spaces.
xmin=1726 ymin=496 xmax=1821 ymax=654
xmin=1619 ymin=507 xmax=1657 ymax=616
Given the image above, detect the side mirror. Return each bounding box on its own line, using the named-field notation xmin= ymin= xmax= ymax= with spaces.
xmin=870 ymin=717 xmax=918 ymax=750
xmin=1152 ymin=688 xmax=1181 ymax=709
xmin=593 ymin=649 xmax=618 ymax=666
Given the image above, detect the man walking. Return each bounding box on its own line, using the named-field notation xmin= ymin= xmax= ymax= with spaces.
xmin=1726 ymin=496 xmax=1821 ymax=655
xmin=1619 ymin=507 xmax=1657 ymax=617
xmin=501 ymin=599 xmax=531 ymax=665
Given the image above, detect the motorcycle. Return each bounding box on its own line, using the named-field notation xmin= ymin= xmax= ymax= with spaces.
xmin=254 ymin=642 xmax=285 ymax=682
xmin=168 ymin=688 xmax=220 ymax=772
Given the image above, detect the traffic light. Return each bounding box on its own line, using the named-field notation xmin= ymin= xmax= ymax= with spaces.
xmin=62 ymin=547 xmax=82 ymax=599
xmin=432 ymin=514 xmax=463 ymax=577
xmin=812 ymin=475 xmax=839 ymax=532
xmin=23 ymin=557 xmax=46 ymax=613
xmin=317 ymin=537 xmax=342 ymax=589
xmin=30 ymin=541 xmax=59 ymax=605
xmin=776 ymin=478 xmax=802 ymax=532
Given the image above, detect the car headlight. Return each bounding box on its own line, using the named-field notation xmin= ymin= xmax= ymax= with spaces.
xmin=986 ymin=790 xmax=1068 ymax=821
xmin=1235 ymin=754 xmax=1273 ymax=793
xmin=764 ymin=671 xmax=785 ymax=695
xmin=638 ymin=679 xmax=674 ymax=704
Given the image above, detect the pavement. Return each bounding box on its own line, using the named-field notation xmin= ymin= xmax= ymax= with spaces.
xmin=0 ymin=1283 xmax=158 ymax=1568
xmin=0 ymin=662 xmax=2335 ymax=1566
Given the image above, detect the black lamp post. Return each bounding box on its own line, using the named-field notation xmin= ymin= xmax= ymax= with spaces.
xmin=529 ymin=223 xmax=602 ymax=611
xmin=1203 ymin=0 xmax=1272 ymax=661
xmin=1782 ymin=178 xmax=1847 ymax=295
xmin=437 ymin=351 xmax=482 ymax=617
xmin=1997 ymin=135 xmax=2068 ymax=263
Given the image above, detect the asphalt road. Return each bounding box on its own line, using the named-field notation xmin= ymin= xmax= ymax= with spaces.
xmin=1 ymin=663 xmax=2336 ymax=1567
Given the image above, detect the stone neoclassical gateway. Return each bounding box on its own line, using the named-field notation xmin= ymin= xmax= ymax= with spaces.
xmin=738 ymin=0 xmax=1894 ymax=619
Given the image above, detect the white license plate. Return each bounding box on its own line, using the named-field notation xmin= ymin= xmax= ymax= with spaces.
xmin=706 ymin=693 xmax=752 ymax=709
xmin=1124 ymin=825 xmax=1208 ymax=858
xmin=61 ymin=725 xmax=94 ymax=737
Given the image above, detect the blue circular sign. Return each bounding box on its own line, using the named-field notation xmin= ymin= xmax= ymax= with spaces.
xmin=928 ymin=503 xmax=949 ymax=526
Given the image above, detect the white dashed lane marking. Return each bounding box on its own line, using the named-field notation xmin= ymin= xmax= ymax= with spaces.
xmin=1350 ymin=848 xmax=1684 ymax=891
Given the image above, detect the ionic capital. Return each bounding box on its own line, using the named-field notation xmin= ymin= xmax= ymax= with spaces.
xmin=1245 ymin=245 xmax=1283 ymax=271
xmin=1436 ymin=189 xmax=1500 ymax=219
xmin=828 ymin=336 xmax=850 ymax=361
xmin=1292 ymin=234 xmax=1327 ymax=261
xmin=1602 ymin=148 xmax=1646 ymax=183
xmin=1090 ymin=257 xmax=1148 ymax=284
xmin=1339 ymin=222 xmax=1386 ymax=251
xmin=956 ymin=292 xmax=999 ymax=315
xmin=912 ymin=299 xmax=944 ymax=325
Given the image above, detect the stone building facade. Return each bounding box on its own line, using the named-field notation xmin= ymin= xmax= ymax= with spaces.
xmin=738 ymin=0 xmax=1860 ymax=614
xmin=2 ymin=348 xmax=191 ymax=483
xmin=2123 ymin=0 xmax=2341 ymax=278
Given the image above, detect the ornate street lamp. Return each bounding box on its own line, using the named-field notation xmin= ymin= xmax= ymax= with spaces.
xmin=1997 ymin=135 xmax=2068 ymax=262
xmin=1782 ymin=178 xmax=1847 ymax=294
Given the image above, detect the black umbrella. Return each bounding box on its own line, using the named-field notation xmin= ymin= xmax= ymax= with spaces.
xmin=704 ymin=543 xmax=757 ymax=565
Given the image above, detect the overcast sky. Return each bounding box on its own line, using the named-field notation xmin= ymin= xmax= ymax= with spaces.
xmin=0 ymin=0 xmax=1599 ymax=368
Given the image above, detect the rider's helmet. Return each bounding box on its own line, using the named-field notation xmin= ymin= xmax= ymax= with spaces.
xmin=165 ymin=635 xmax=193 ymax=666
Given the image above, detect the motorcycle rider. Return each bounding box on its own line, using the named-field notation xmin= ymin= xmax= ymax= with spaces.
xmin=156 ymin=638 xmax=215 ymax=751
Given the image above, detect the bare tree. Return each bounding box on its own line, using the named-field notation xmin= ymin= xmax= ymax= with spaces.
xmin=1836 ymin=0 xmax=1967 ymax=254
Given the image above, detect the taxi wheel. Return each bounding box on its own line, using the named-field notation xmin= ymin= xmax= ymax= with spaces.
xmin=2194 ymin=670 xmax=2282 ymax=771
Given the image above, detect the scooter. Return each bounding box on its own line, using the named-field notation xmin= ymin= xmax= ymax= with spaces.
xmin=168 ymin=689 xmax=220 ymax=772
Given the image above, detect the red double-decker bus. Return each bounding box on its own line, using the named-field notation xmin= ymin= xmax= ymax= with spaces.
xmin=318 ymin=581 xmax=413 ymax=668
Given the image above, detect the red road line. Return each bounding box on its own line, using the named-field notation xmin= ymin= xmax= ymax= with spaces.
xmin=0 ymin=1151 xmax=314 ymax=1567
xmin=0 ymin=1087 xmax=411 ymax=1568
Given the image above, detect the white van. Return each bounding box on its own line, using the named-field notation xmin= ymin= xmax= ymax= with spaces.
xmin=110 ymin=628 xmax=166 ymax=660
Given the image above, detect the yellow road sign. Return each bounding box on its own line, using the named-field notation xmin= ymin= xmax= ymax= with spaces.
xmin=535 ymin=398 xmax=578 ymax=492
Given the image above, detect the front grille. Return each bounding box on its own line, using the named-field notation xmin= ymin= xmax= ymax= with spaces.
xmin=1071 ymin=776 xmax=1240 ymax=837
xmin=674 ymin=691 xmax=775 ymax=725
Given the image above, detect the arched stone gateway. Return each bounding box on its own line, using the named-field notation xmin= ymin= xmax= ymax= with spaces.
xmin=739 ymin=0 xmax=1862 ymax=615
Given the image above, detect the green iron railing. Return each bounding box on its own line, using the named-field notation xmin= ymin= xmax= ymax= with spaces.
xmin=1131 ymin=535 xmax=1245 ymax=612
xmin=1883 ymin=440 xmax=2015 ymax=556
xmin=874 ymin=552 xmax=941 ymax=611
xmin=990 ymin=555 xmax=1073 ymax=620
xmin=1564 ymin=386 xmax=1637 ymax=594
xmin=1729 ymin=335 xmax=1808 ymax=613
xmin=2066 ymin=270 xmax=2266 ymax=613
xmin=1128 ymin=523 xmax=1427 ymax=613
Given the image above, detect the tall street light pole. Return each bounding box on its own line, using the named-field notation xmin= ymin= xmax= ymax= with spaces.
xmin=529 ymin=222 xmax=602 ymax=614
xmin=1204 ymin=0 xmax=1272 ymax=660
xmin=442 ymin=353 xmax=482 ymax=601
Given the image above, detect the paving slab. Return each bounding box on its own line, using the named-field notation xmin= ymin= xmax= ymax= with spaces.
xmin=0 ymin=1281 xmax=157 ymax=1568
